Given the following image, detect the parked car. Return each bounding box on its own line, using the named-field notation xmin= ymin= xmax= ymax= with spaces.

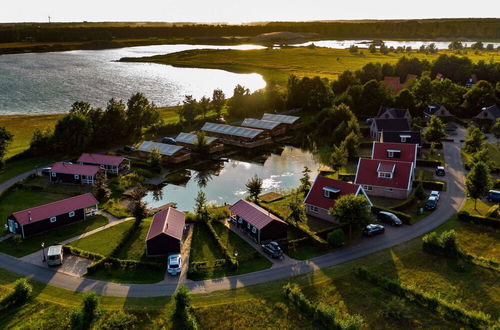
xmin=162 ymin=137 xmax=176 ymax=144
xmin=261 ymin=241 xmax=283 ymax=259
xmin=365 ymin=118 xmax=374 ymax=125
xmin=429 ymin=191 xmax=440 ymax=200
xmin=425 ymin=196 xmax=438 ymax=210
xmin=124 ymin=145 xmax=136 ymax=152
xmin=46 ymin=245 xmax=63 ymax=266
xmin=377 ymin=211 xmax=402 ymax=226
xmin=40 ymin=167 xmax=52 ymax=176
xmin=435 ymin=166 xmax=445 ymax=176
xmin=487 ymin=190 xmax=500 ymax=202
xmin=167 ymin=254 xmax=182 ymax=275
xmin=363 ymin=224 xmax=385 ymax=237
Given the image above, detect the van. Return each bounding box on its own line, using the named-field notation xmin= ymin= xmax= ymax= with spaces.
xmin=47 ymin=245 xmax=64 ymax=266
xmin=487 ymin=190 xmax=500 ymax=203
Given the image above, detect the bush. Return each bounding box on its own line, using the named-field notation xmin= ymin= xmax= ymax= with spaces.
xmin=173 ymin=286 xmax=199 ymax=330
xmin=327 ymin=229 xmax=345 ymax=247
xmin=1 ymin=278 xmax=32 ymax=308
xmin=206 ymin=222 xmax=238 ymax=269
xmin=99 ymin=311 xmax=137 ymax=330
xmin=70 ymin=292 xmax=101 ymax=330
xmin=208 ymin=206 xmax=230 ymax=220
xmin=422 ymin=230 xmax=466 ymax=259
xmin=457 ymin=210 xmax=500 ymax=228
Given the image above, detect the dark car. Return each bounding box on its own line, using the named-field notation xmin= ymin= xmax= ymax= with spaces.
xmin=425 ymin=196 xmax=438 ymax=210
xmin=124 ymin=145 xmax=136 ymax=152
xmin=162 ymin=137 xmax=176 ymax=144
xmin=377 ymin=211 xmax=402 ymax=226
xmin=486 ymin=190 xmax=500 ymax=203
xmin=435 ymin=166 xmax=445 ymax=176
xmin=363 ymin=224 xmax=385 ymax=237
xmin=261 ymin=241 xmax=283 ymax=259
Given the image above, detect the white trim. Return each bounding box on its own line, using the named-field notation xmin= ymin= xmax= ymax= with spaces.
xmin=50 ymin=216 xmax=57 ymax=223
xmin=371 ymin=142 xmax=375 ymax=159
xmin=303 ymin=176 xmax=318 ymax=205
xmin=354 ymin=158 xmax=362 ymax=184
xmin=356 ymin=186 xmax=373 ymax=206
xmin=51 ymin=172 xmax=56 ymax=177
xmin=69 ymin=211 xmax=75 ymax=217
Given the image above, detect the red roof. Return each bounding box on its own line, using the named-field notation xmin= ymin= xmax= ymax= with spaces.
xmin=51 ymin=162 xmax=100 ymax=176
xmin=304 ymin=176 xmax=361 ymax=210
xmin=12 ymin=193 xmax=98 ymax=226
xmin=77 ymin=153 xmax=125 ymax=167
xmin=372 ymin=142 xmax=417 ymax=164
xmin=229 ymin=199 xmax=287 ymax=230
xmin=355 ymin=158 xmax=413 ymax=190
xmin=146 ymin=207 xmax=185 ymax=241
xmin=382 ymin=76 xmax=404 ymax=94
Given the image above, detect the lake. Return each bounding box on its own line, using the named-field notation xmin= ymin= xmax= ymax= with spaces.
xmin=0 ymin=44 xmax=266 ymax=114
xmin=142 ymin=146 xmax=322 ymax=212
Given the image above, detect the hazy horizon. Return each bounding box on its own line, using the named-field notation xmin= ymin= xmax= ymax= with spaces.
xmin=1 ymin=0 xmax=497 ymax=24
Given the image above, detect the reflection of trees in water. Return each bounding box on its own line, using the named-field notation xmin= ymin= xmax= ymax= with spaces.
xmin=151 ymin=185 xmax=164 ymax=202
xmin=192 ymin=160 xmax=225 ymax=188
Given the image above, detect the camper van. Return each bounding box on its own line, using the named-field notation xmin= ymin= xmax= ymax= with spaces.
xmin=47 ymin=245 xmax=64 ymax=266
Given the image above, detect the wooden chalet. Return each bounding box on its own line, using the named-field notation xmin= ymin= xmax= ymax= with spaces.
xmin=175 ymin=132 xmax=224 ymax=154
xmin=201 ymin=123 xmax=271 ymax=148
xmin=137 ymin=141 xmax=191 ymax=163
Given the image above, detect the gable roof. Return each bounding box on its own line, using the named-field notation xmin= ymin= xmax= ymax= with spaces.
xmin=262 ymin=113 xmax=300 ymax=124
xmin=381 ymin=131 xmax=421 ymax=145
xmin=175 ymin=132 xmax=218 ymax=145
xmin=476 ymin=104 xmax=500 ymax=119
xmin=77 ymin=153 xmax=126 ymax=167
xmin=138 ymin=141 xmax=184 ymax=156
xmin=355 ymin=158 xmax=413 ymax=190
xmin=241 ymin=118 xmax=282 ymax=130
xmin=12 ymin=193 xmax=98 ymax=226
xmin=146 ymin=207 xmax=185 ymax=241
xmin=304 ymin=176 xmax=365 ymax=210
xmin=229 ymin=199 xmax=287 ymax=230
xmin=51 ymin=162 xmax=100 ymax=176
xmin=373 ymin=118 xmax=410 ymax=132
xmin=377 ymin=106 xmax=410 ymax=119
xmin=201 ymin=122 xmax=263 ymax=139
xmin=372 ymin=142 xmax=418 ymax=164
xmin=424 ymin=104 xmax=449 ymax=116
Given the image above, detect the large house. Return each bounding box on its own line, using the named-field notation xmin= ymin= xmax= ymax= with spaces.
xmin=424 ymin=104 xmax=452 ymax=120
xmin=370 ymin=118 xmax=411 ymax=140
xmin=201 ymin=122 xmax=271 ymax=148
xmin=6 ymin=193 xmax=98 ymax=238
xmin=304 ymin=176 xmax=372 ymax=222
xmin=241 ymin=118 xmax=286 ymax=136
xmin=354 ymin=159 xmax=414 ymax=199
xmin=137 ymin=141 xmax=191 ymax=163
xmin=229 ymin=199 xmax=288 ymax=243
xmin=175 ymin=132 xmax=224 ymax=154
xmin=371 ymin=142 xmax=418 ymax=173
xmin=146 ymin=207 xmax=185 ymax=256
xmin=380 ymin=131 xmax=422 ymax=147
xmin=474 ymin=104 xmax=500 ymax=123
xmin=77 ymin=153 xmax=130 ymax=174
xmin=50 ymin=162 xmax=102 ymax=185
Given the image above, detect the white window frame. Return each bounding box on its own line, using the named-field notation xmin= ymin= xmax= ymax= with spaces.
xmin=378 ymin=172 xmax=393 ymax=179
xmin=51 ymin=172 xmax=56 ymax=177
xmin=388 ymin=151 xmax=394 ymax=158
xmin=400 ymin=137 xmax=407 ymax=143
xmin=50 ymin=216 xmax=57 ymax=223
xmin=74 ymin=174 xmax=80 ymax=179
xmin=247 ymin=222 xmax=251 ymax=230
xmin=252 ymin=227 xmax=257 ymax=234
xmin=69 ymin=211 xmax=75 ymax=217
xmin=323 ymin=190 xmax=330 ymax=198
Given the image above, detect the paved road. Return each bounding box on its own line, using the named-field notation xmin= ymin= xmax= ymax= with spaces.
xmin=0 ymin=128 xmax=467 ymax=297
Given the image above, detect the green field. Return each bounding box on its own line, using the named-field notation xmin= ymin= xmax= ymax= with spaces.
xmin=122 ymin=47 xmax=499 ymax=85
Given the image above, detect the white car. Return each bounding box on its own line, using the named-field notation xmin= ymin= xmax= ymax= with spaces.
xmin=430 ymin=191 xmax=440 ymax=200
xmin=167 ymin=254 xmax=182 ymax=275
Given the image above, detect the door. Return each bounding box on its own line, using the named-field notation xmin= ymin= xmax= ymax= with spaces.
xmin=7 ymin=219 xmax=16 ymax=234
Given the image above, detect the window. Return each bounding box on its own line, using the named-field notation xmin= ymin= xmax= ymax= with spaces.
xmin=387 ymin=188 xmax=393 ymax=192
xmin=364 ymin=185 xmax=373 ymax=191
xmin=252 ymin=227 xmax=257 ymax=234
xmin=74 ymin=174 xmax=80 ymax=179
xmin=51 ymin=172 xmax=56 ymax=177
xmin=309 ymin=206 xmax=319 ymax=213
xmin=100 ymin=165 xmax=105 ymax=169
xmin=400 ymin=137 xmax=407 ymax=143
xmin=378 ymin=172 xmax=393 ymax=179
xmin=238 ymin=217 xmax=243 ymax=224
xmin=15 ymin=222 xmax=18 ymax=228
xmin=247 ymin=222 xmax=251 ymax=230
xmin=387 ymin=149 xmax=401 ymax=158
xmin=69 ymin=211 xmax=75 ymax=217
xmin=50 ymin=216 xmax=56 ymax=223
xmin=323 ymin=190 xmax=330 ymax=198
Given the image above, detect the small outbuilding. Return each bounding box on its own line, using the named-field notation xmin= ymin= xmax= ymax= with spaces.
xmin=6 ymin=193 xmax=99 ymax=238
xmin=50 ymin=162 xmax=102 ymax=185
xmin=77 ymin=153 xmax=130 ymax=174
xmin=229 ymin=199 xmax=288 ymax=243
xmin=146 ymin=207 xmax=186 ymax=256
xmin=137 ymin=141 xmax=191 ymax=163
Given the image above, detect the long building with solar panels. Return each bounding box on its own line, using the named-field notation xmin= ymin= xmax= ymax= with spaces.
xmin=174 ymin=132 xmax=224 ymax=153
xmin=261 ymin=113 xmax=301 ymax=130
xmin=137 ymin=141 xmax=191 ymax=163
xmin=201 ymin=122 xmax=272 ymax=148
xmin=241 ymin=118 xmax=286 ymax=136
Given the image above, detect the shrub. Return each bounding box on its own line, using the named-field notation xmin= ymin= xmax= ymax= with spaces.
xmin=208 ymin=207 xmax=230 ymax=220
xmin=206 ymin=222 xmax=238 ymax=269
xmin=327 ymin=229 xmax=345 ymax=247
xmin=99 ymin=311 xmax=137 ymax=330
xmin=70 ymin=292 xmax=101 ymax=330
xmin=173 ymin=286 xmax=199 ymax=330
xmin=457 ymin=210 xmax=500 ymax=228
xmin=1 ymin=278 xmax=32 ymax=307
xmin=422 ymin=229 xmax=466 ymax=259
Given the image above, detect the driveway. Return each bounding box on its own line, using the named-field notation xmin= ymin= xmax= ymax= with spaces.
xmin=0 ymin=126 xmax=467 ymax=297
xmin=21 ymin=252 xmax=92 ymax=277
xmin=160 ymin=223 xmax=194 ymax=284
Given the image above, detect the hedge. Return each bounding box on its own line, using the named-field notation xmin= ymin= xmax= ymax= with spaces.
xmin=206 ymin=221 xmax=238 ymax=269
xmin=355 ymin=267 xmax=492 ymax=329
xmin=413 ymin=179 xmax=446 ymax=191
xmin=416 ymin=159 xmax=442 ymax=167
xmin=109 ymin=222 xmax=138 ymax=258
xmin=371 ymin=205 xmax=413 ymax=225
xmin=422 ymin=142 xmax=443 ymax=149
xmin=457 ymin=210 xmax=500 ymax=229
xmin=86 ymin=256 xmax=165 ymax=275
xmin=62 ymin=245 xmax=104 ymax=261
xmin=283 ymin=283 xmax=364 ymax=330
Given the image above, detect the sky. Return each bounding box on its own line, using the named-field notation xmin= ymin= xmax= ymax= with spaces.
xmin=0 ymin=0 xmax=496 ymax=23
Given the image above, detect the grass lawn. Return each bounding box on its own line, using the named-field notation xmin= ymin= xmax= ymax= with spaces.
xmin=486 ymin=142 xmax=500 ymax=168
xmin=462 ymin=197 xmax=494 ymax=217
xmin=0 ymin=215 xmax=108 ymax=257
xmin=68 ymin=220 xmax=135 ymax=257
xmin=0 ymin=156 xmax=57 ymax=184
xmin=123 ymin=48 xmax=499 ymax=86
xmin=115 ymin=218 xmax=152 ymax=261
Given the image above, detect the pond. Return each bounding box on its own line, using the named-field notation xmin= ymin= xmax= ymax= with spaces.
xmin=142 ymin=146 xmax=323 ymax=212
xmin=0 ymin=43 xmax=266 ymax=114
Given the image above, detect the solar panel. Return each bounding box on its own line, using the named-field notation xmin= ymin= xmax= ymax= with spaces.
xmin=138 ymin=141 xmax=184 ymax=156
xmin=175 ymin=132 xmax=217 ymax=145
xmin=201 ymin=123 xmax=263 ymax=139
xmin=262 ymin=113 xmax=299 ymax=124
xmin=241 ymin=118 xmax=281 ymax=130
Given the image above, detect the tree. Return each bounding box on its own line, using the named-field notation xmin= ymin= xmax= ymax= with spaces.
xmin=342 ymin=131 xmax=360 ymax=159
xmin=415 ymin=183 xmax=426 ymax=201
xmin=173 ymin=286 xmax=199 ymax=330
xmin=92 ymin=171 xmax=110 ymax=203
xmin=246 ymin=175 xmax=263 ymax=202
xmin=212 ymin=89 xmax=226 ymax=118
xmin=327 ymin=229 xmax=345 ymax=247
xmin=299 ymin=166 xmax=312 ymax=194
xmin=471 ymin=41 xmax=484 ymax=50
xmin=491 ymin=118 xmax=500 ymax=144
xmin=329 ymin=195 xmax=372 ymax=239
xmin=330 ymin=144 xmax=348 ymax=172
xmin=287 ymin=194 xmax=307 ymax=224
xmin=194 ymin=131 xmax=210 ymax=153
xmin=331 ymin=70 xmax=359 ymax=95
xmin=464 ymin=126 xmax=485 ymax=154
xmin=99 ymin=98 xmax=128 ymax=145
xmin=360 ymin=80 xmax=394 ymax=118
xmin=195 ymin=190 xmax=208 ymax=222
xmin=70 ymin=291 xmax=101 ymax=330
xmin=228 ymin=84 xmax=250 ymax=118
xmin=465 ymin=161 xmax=492 ymax=210
xmin=148 ymin=146 xmax=162 ymax=172
xmin=423 ymin=116 xmax=446 ymax=143
xmin=178 ymin=95 xmax=198 ymax=124
xmin=463 ymin=80 xmax=497 ymax=115
xmin=52 ymin=113 xmax=93 ymax=153
xmin=198 ymin=96 xmax=211 ymax=119
xmin=0 ymin=126 xmax=13 ymax=168
xmin=470 ymin=147 xmax=494 ymax=171
xmin=368 ymin=44 xmax=377 ymax=53
xmin=394 ymin=89 xmax=416 ymax=114
xmin=126 ymin=93 xmax=160 ymax=142
xmin=411 ymin=76 xmax=433 ymax=110
xmin=430 ymin=78 xmax=466 ymax=113
xmin=28 ymin=127 xmax=53 ymax=156
xmin=129 ymin=185 xmax=148 ymax=227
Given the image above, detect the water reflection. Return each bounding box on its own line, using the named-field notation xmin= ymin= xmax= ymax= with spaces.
xmin=143 ymin=146 xmax=323 ymax=211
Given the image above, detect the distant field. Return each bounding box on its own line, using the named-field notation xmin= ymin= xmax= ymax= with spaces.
xmin=122 ymin=48 xmax=499 ymax=85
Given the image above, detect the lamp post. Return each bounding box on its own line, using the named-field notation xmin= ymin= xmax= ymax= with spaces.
xmin=41 ymin=242 xmax=46 ymax=262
